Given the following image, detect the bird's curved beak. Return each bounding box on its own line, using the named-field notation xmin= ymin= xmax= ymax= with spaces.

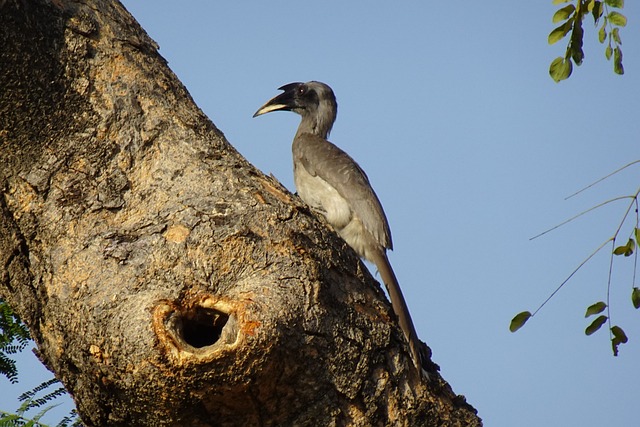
xmin=252 ymin=83 xmax=301 ymax=118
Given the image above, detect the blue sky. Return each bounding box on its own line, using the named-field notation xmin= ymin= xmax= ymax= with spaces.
xmin=5 ymin=2 xmax=640 ymax=426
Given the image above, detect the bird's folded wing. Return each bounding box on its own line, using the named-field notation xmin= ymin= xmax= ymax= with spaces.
xmin=293 ymin=133 xmax=392 ymax=250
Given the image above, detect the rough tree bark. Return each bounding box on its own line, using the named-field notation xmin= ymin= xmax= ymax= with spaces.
xmin=0 ymin=1 xmax=482 ymax=426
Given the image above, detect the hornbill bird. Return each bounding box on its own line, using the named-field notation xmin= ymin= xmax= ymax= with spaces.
xmin=253 ymin=81 xmax=427 ymax=378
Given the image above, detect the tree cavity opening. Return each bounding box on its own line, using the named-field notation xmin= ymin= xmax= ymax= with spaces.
xmin=177 ymin=307 xmax=229 ymax=348
xmin=154 ymin=298 xmax=241 ymax=358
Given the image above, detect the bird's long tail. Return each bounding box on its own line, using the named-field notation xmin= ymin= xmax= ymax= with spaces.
xmin=371 ymin=249 xmax=427 ymax=379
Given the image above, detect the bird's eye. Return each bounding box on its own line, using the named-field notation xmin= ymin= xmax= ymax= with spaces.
xmin=298 ymin=86 xmax=306 ymax=95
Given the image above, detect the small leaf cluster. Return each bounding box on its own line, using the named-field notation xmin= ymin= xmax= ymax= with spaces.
xmin=595 ymin=0 xmax=626 ymax=75
xmin=594 ymin=227 xmax=640 ymax=356
xmin=0 ymin=379 xmax=83 ymax=427
xmin=584 ymin=301 xmax=628 ymax=356
xmin=548 ymin=0 xmax=626 ymax=82
xmin=0 ymin=407 xmax=82 ymax=427
xmin=510 ymin=163 xmax=640 ymax=356
xmin=17 ymin=379 xmax=68 ymax=413
xmin=612 ymin=233 xmax=636 ymax=257
xmin=0 ymin=300 xmax=81 ymax=426
xmin=512 ymin=227 xmax=640 ymax=355
xmin=0 ymin=300 xmax=31 ymax=384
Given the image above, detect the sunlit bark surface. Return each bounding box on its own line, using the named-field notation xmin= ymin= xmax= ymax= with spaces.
xmin=0 ymin=1 xmax=481 ymax=425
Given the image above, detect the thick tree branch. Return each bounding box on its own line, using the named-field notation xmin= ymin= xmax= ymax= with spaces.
xmin=0 ymin=1 xmax=481 ymax=425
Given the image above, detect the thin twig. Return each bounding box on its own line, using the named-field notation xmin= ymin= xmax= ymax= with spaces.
xmin=633 ymin=198 xmax=639 ymax=288
xmin=612 ymin=190 xmax=639 ymax=235
xmin=565 ymin=160 xmax=640 ymax=200
xmin=606 ymin=239 xmax=615 ymax=341
xmin=604 ymin=187 xmax=639 ymax=343
xmin=530 ymin=195 xmax=634 ymax=241
xmin=531 ymin=238 xmax=613 ymax=317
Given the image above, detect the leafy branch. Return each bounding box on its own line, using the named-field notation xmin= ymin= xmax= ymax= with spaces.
xmin=0 ymin=300 xmax=82 ymax=426
xmin=0 ymin=379 xmax=82 ymax=427
xmin=0 ymin=300 xmax=31 ymax=384
xmin=548 ymin=0 xmax=626 ymax=82
xmin=510 ymin=161 xmax=640 ymax=356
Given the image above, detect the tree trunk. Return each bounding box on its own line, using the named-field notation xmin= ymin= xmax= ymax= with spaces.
xmin=0 ymin=1 xmax=481 ymax=425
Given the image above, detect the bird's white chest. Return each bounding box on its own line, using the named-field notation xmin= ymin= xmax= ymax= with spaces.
xmin=294 ymin=163 xmax=352 ymax=230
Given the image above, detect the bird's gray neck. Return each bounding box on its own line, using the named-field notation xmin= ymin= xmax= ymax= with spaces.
xmin=296 ymin=102 xmax=336 ymax=140
xmin=295 ymin=116 xmax=328 ymax=140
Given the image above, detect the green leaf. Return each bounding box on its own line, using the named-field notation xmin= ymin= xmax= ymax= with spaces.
xmin=614 ymin=46 xmax=624 ymax=74
xmin=613 ymin=238 xmax=634 ymax=256
xmin=611 ymin=325 xmax=628 ymax=356
xmin=631 ymin=287 xmax=640 ymax=309
xmin=552 ymin=0 xmax=571 ymax=4
xmin=548 ymin=21 xmax=572 ymax=45
xmin=598 ymin=24 xmax=607 ymax=43
xmin=612 ymin=27 xmax=621 ymax=44
xmin=585 ymin=315 xmax=607 ymax=335
xmin=608 ymin=11 xmax=627 ymax=26
xmin=592 ymin=1 xmax=604 ymax=24
xmin=585 ymin=301 xmax=607 ymax=317
xmin=612 ymin=340 xmax=621 ymax=356
xmin=634 ymin=228 xmax=640 ymax=244
xmin=510 ymin=311 xmax=532 ymax=332
xmin=571 ymin=48 xmax=584 ymax=66
xmin=605 ymin=45 xmax=613 ymax=60
xmin=605 ymin=0 xmax=624 ymax=8
xmin=549 ymin=57 xmax=573 ymax=82
xmin=553 ymin=4 xmax=575 ymax=23
xmin=570 ymin=20 xmax=584 ymax=65
xmin=613 ymin=245 xmax=626 ymax=255
xmin=611 ymin=326 xmax=628 ymax=343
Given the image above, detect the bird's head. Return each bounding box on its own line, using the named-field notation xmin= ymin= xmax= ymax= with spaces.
xmin=253 ymin=81 xmax=338 ymax=138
